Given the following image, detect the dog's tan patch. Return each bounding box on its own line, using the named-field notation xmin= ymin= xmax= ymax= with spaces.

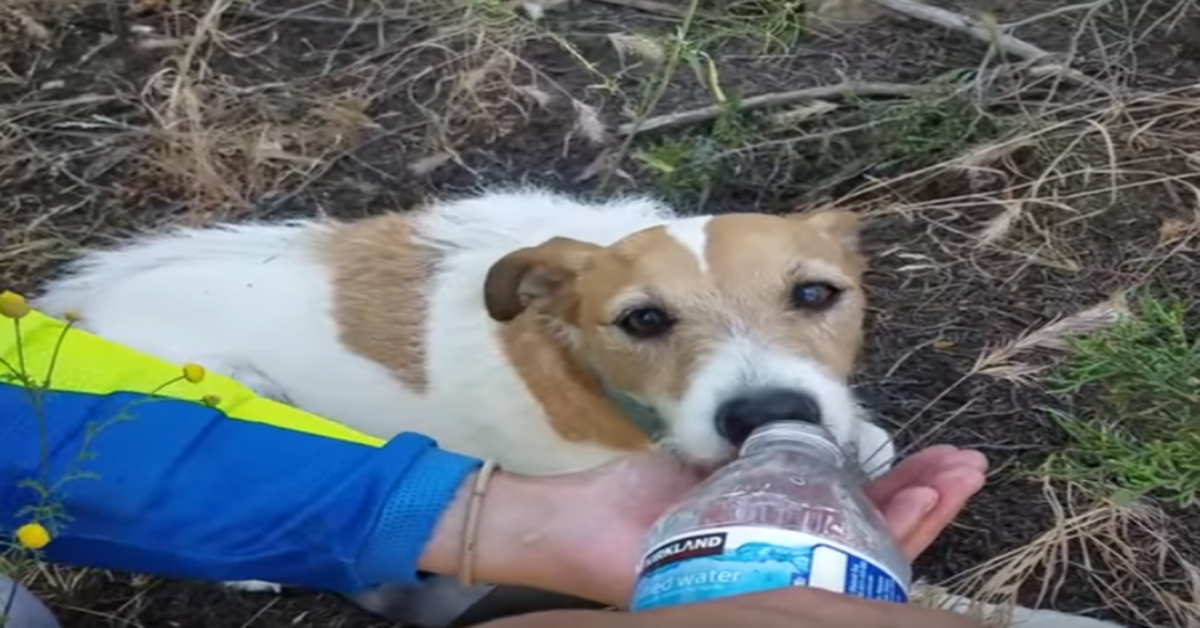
xmin=320 ymin=212 xmax=434 ymax=393
xmin=496 ymin=314 xmax=652 ymax=452
xmin=700 ymin=212 xmax=866 ymax=376
xmin=570 ymin=225 xmax=714 ymax=399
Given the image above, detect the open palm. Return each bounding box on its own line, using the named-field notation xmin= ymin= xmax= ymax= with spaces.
xmin=552 ymin=445 xmax=988 ymax=607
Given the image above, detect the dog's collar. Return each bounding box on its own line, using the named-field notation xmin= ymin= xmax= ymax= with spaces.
xmin=601 ymin=385 xmax=667 ymax=441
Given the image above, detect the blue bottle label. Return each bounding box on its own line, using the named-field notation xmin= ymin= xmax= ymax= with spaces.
xmin=630 ymin=525 xmax=908 ymax=611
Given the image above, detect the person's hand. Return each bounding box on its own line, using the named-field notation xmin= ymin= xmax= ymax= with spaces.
xmin=862 ymin=444 xmax=989 ymax=560
xmin=478 ymin=587 xmax=985 ymax=628
xmin=547 ymin=445 xmax=987 ymax=605
xmin=419 ymin=445 xmax=987 ymax=607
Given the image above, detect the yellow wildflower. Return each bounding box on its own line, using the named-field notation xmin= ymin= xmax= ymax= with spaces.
xmin=64 ymin=309 xmax=82 ymax=322
xmin=0 ymin=291 xmax=31 ymax=320
xmin=15 ymin=522 xmax=50 ymax=550
xmin=181 ymin=363 xmax=206 ymax=384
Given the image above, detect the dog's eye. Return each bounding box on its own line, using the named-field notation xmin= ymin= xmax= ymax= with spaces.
xmin=790 ymin=282 xmax=840 ymax=310
xmin=616 ymin=307 xmax=675 ymax=339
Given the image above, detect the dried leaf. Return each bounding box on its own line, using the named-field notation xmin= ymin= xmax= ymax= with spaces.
xmin=575 ymin=149 xmax=617 ymax=183
xmin=1159 ymin=217 xmax=1197 ymax=245
xmin=571 ymin=100 xmax=609 ymax=146
xmin=130 ymin=0 xmax=172 ymax=15
xmin=513 ymin=0 xmax=569 ymax=21
xmin=952 ymin=139 xmax=1029 ymax=170
xmin=769 ymin=100 xmax=839 ymax=126
xmin=976 ymin=202 xmax=1022 ymax=247
xmin=12 ymin=9 xmax=49 ymax=40
xmin=311 ymin=94 xmax=373 ymax=139
xmin=811 ymin=0 xmax=884 ymax=23
xmin=608 ymin=33 xmax=665 ymax=65
xmin=408 ymin=152 xmax=455 ymax=176
xmin=516 ymin=85 xmax=554 ymax=109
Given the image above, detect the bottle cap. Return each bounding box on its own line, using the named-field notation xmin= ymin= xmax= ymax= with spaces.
xmin=740 ymin=421 xmax=846 ymax=465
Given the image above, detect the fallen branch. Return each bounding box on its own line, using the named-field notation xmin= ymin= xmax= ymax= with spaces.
xmin=869 ymin=0 xmax=1053 ymax=62
xmin=237 ymin=4 xmax=403 ymax=25
xmin=868 ymin=0 xmax=1104 ymax=89
xmin=617 ymin=81 xmax=930 ymax=136
xmin=0 ymin=94 xmax=121 ymax=116
xmin=1001 ymin=0 xmax=1112 ymax=30
xmin=588 ymin=0 xmax=684 ymax=18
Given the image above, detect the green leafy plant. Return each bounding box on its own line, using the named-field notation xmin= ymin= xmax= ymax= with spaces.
xmin=1040 ymin=295 xmax=1200 ymax=505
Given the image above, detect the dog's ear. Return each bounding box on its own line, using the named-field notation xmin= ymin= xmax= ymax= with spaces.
xmin=484 ymin=237 xmax=603 ymax=322
xmin=790 ymin=209 xmax=862 ymax=252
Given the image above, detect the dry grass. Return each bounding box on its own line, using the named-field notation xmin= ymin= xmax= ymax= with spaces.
xmin=2 ymin=0 xmax=556 ymax=220
xmin=866 ymin=100 xmax=1200 ymax=628
xmin=971 ymin=292 xmax=1131 ymax=384
xmin=938 ymin=482 xmax=1200 ymax=628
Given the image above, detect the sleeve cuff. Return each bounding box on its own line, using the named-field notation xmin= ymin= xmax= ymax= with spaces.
xmin=356 ymin=435 xmax=482 ymax=587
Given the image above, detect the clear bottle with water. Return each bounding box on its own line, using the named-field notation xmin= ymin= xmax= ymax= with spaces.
xmin=629 ymin=421 xmax=910 ymax=611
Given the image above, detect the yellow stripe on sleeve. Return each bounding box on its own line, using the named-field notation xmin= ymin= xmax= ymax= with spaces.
xmin=0 ymin=307 xmax=384 ymax=448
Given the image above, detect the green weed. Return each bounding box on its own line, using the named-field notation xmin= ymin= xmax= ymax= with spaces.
xmin=631 ymin=85 xmax=1002 ymax=206
xmin=703 ymin=0 xmax=807 ymax=52
xmin=634 ymin=100 xmax=751 ymax=205
xmin=1040 ymin=295 xmax=1200 ymax=506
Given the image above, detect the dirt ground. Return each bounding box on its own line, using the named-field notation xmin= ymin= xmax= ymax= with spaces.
xmin=2 ymin=0 xmax=1200 ymax=626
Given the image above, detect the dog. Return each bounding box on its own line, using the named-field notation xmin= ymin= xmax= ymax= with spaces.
xmin=32 ymin=188 xmax=1124 ymax=628
xmin=32 ymin=188 xmax=894 ymax=475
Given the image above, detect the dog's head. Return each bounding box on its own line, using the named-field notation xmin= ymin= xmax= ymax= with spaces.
xmin=483 ymin=210 xmax=867 ymax=465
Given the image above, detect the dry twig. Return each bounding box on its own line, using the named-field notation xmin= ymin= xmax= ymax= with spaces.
xmin=867 ymin=0 xmax=1105 ymax=89
xmin=588 ymin=0 xmax=684 ymax=18
xmin=236 ymin=3 xmax=403 ymax=25
xmin=1001 ymin=0 xmax=1112 ymax=30
xmin=870 ymin=0 xmax=1053 ymax=62
xmin=617 ymin=81 xmax=931 ymax=135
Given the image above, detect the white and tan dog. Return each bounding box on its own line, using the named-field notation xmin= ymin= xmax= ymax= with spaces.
xmin=32 ymin=188 xmax=894 ymax=475
xmin=32 ymin=188 xmax=1122 ymax=628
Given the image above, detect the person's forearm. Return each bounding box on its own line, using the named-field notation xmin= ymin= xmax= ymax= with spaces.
xmin=402 ymin=466 xmax=612 ymax=605
xmin=0 ymin=386 xmax=590 ymax=600
xmin=0 ymin=302 xmax=481 ymax=593
xmin=0 ymin=380 xmax=481 ymax=592
xmin=0 ymin=299 xmax=600 ymax=599
xmin=407 ymin=470 xmax=559 ymax=590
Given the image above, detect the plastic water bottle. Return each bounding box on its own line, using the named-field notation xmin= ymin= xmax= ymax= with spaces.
xmin=629 ymin=421 xmax=910 ymax=611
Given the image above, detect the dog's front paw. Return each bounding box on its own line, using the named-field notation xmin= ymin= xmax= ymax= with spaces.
xmin=222 ymin=580 xmax=283 ymax=594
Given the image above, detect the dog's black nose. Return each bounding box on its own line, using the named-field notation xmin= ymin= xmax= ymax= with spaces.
xmin=716 ymin=388 xmax=822 ymax=446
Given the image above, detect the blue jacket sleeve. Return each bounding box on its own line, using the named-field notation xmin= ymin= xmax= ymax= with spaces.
xmin=0 ymin=381 xmax=482 ymax=593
